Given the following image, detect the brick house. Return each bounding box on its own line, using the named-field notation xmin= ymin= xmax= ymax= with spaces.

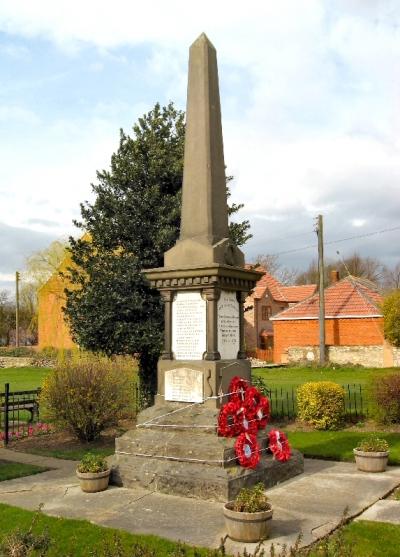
xmin=37 ymin=249 xmax=77 ymax=350
xmin=244 ymin=268 xmax=316 ymax=359
xmin=270 ymin=274 xmax=391 ymax=366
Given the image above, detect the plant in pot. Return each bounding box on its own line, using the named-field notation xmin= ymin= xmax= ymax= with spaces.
xmin=223 ymin=483 xmax=273 ymax=542
xmin=76 ymin=453 xmax=110 ymax=493
xmin=354 ymin=435 xmax=389 ymax=473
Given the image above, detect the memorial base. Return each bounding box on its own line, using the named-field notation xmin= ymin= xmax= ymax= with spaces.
xmin=156 ymin=359 xmax=251 ymax=409
xmin=111 ymin=403 xmax=304 ymax=502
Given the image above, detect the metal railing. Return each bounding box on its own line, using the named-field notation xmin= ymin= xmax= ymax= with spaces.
xmin=0 ymin=383 xmax=42 ymax=445
xmin=263 ymin=383 xmax=368 ymax=420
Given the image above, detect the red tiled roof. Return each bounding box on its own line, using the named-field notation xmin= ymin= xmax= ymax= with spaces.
xmin=279 ymin=285 xmax=316 ymax=302
xmin=271 ymin=276 xmax=383 ymax=320
xmin=247 ymin=266 xmax=316 ymax=303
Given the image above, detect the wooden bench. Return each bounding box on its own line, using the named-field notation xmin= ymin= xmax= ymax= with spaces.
xmin=0 ymin=391 xmax=40 ymax=423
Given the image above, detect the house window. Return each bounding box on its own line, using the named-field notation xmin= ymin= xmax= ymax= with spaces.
xmin=260 ymin=335 xmax=274 ymax=349
xmin=261 ymin=306 xmax=272 ymax=320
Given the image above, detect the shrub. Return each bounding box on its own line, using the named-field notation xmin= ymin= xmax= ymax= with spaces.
xmin=78 ymin=453 xmax=108 ymax=473
xmin=382 ymin=290 xmax=400 ymax=347
xmin=40 ymin=356 xmax=135 ymax=442
xmin=357 ymin=435 xmax=389 ymax=452
xmin=370 ymin=372 xmax=400 ymax=424
xmin=296 ymin=381 xmax=345 ymax=430
xmin=232 ymin=483 xmax=270 ymax=513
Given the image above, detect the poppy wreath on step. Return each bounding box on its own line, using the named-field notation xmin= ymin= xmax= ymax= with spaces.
xmin=217 ymin=401 xmax=241 ymax=437
xmin=268 ymin=429 xmax=291 ymax=462
xmin=228 ymin=376 xmax=248 ymax=405
xmin=235 ymin=432 xmax=260 ymax=469
xmin=254 ymin=396 xmax=270 ymax=430
xmin=244 ymin=386 xmax=264 ymax=418
xmin=235 ymin=405 xmax=258 ymax=435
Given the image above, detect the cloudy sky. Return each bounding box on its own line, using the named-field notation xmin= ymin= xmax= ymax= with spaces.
xmin=1 ymin=0 xmax=399 ymax=293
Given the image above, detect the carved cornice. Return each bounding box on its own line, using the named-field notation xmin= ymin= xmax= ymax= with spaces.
xmin=145 ymin=264 xmax=261 ymax=293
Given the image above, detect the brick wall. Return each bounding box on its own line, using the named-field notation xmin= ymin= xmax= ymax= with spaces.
xmin=38 ymin=273 xmax=76 ymax=350
xmin=274 ymin=317 xmax=384 ymax=364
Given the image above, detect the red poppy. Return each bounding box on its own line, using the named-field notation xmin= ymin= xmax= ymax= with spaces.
xmin=268 ymin=429 xmax=291 ymax=462
xmin=254 ymin=396 xmax=270 ymax=429
xmin=229 ymin=376 xmax=249 ymax=405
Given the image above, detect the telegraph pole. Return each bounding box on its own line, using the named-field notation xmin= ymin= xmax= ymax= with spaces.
xmin=15 ymin=271 xmax=20 ymax=348
xmin=316 ymin=215 xmax=325 ymax=365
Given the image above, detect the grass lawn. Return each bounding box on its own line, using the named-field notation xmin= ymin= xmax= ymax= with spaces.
xmin=0 ymin=460 xmax=48 ymax=482
xmin=24 ymin=446 xmax=115 ymax=461
xmin=287 ymin=430 xmax=400 ymax=465
xmin=340 ymin=520 xmax=400 ymax=557
xmin=252 ymin=366 xmax=388 ymax=389
xmin=0 ymin=503 xmax=212 ymax=556
xmin=0 ymin=504 xmax=399 ymax=557
xmin=0 ymin=367 xmax=52 ymax=392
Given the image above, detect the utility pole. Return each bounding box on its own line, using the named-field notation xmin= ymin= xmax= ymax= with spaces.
xmin=315 ymin=215 xmax=325 ymax=365
xmin=15 ymin=271 xmax=20 ymax=348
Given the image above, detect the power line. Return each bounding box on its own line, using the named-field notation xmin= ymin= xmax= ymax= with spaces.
xmin=269 ymin=225 xmax=400 ymax=257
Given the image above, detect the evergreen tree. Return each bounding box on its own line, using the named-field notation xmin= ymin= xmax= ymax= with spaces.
xmin=64 ymin=102 xmax=251 ymax=398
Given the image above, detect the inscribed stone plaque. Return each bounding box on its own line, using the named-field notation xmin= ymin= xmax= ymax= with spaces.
xmin=172 ymin=291 xmax=207 ymax=360
xmin=218 ymin=290 xmax=239 ymax=359
xmin=165 ymin=368 xmax=204 ymax=403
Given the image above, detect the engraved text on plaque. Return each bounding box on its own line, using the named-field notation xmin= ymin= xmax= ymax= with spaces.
xmin=165 ymin=368 xmax=204 ymax=403
xmin=172 ymin=291 xmax=207 ymax=360
xmin=217 ymin=290 xmax=240 ymax=359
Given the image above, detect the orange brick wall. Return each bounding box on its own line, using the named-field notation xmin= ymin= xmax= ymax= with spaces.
xmin=273 ymin=317 xmax=384 ymax=363
xmin=38 ymin=255 xmax=77 ymax=350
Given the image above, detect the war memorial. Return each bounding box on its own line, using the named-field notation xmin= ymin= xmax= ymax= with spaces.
xmin=112 ymin=34 xmax=304 ymax=501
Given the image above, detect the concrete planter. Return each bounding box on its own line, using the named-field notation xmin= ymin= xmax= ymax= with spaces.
xmin=223 ymin=502 xmax=273 ymax=542
xmin=354 ymin=449 xmax=389 ymax=473
xmin=76 ymin=468 xmax=111 ymax=492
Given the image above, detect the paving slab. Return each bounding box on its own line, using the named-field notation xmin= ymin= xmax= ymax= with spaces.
xmin=355 ymin=500 xmax=400 ymax=525
xmin=0 ymin=451 xmax=399 ymax=554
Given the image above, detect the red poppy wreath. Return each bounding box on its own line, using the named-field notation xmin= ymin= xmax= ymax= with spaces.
xmin=235 ymin=432 xmax=260 ymax=469
xmin=229 ymin=376 xmax=248 ymax=405
xmin=268 ymin=429 xmax=291 ymax=462
xmin=217 ymin=401 xmax=241 ymax=437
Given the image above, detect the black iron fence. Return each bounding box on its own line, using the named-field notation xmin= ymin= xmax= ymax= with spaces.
xmin=263 ymin=383 xmax=368 ymax=420
xmin=0 ymin=383 xmax=42 ymax=445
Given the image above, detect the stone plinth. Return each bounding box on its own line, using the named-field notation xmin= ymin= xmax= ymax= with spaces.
xmin=112 ymin=404 xmax=304 ymax=502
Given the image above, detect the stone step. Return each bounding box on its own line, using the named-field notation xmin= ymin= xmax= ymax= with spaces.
xmin=115 ymin=427 xmax=270 ymax=467
xmin=111 ymin=449 xmax=304 ymax=502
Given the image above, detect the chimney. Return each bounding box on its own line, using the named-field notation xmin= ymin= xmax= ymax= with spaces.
xmin=330 ymin=269 xmax=340 ymax=284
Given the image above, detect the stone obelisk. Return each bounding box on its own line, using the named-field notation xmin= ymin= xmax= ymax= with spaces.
xmin=112 ymin=34 xmax=303 ymax=501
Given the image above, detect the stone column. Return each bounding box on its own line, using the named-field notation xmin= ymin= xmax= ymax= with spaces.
xmin=160 ymin=290 xmax=174 ymax=360
xmin=237 ymin=291 xmax=247 ymax=359
xmin=203 ymin=288 xmax=221 ymax=361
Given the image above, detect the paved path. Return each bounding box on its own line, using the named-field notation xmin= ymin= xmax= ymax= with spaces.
xmin=1 ymin=448 xmax=400 ymax=554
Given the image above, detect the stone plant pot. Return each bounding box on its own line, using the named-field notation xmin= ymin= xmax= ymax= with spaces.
xmin=353 ymin=449 xmax=389 ymax=473
xmin=223 ymin=502 xmax=273 ymax=542
xmin=76 ymin=469 xmax=111 ymax=493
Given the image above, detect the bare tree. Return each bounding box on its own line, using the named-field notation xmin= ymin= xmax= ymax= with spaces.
xmin=296 ymin=252 xmax=383 ymax=286
xmin=382 ymin=262 xmax=400 ymax=292
xmin=254 ymin=253 xmax=298 ymax=285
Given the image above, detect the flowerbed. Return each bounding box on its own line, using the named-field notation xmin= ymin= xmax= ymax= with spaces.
xmin=0 ymin=422 xmax=55 ymax=442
